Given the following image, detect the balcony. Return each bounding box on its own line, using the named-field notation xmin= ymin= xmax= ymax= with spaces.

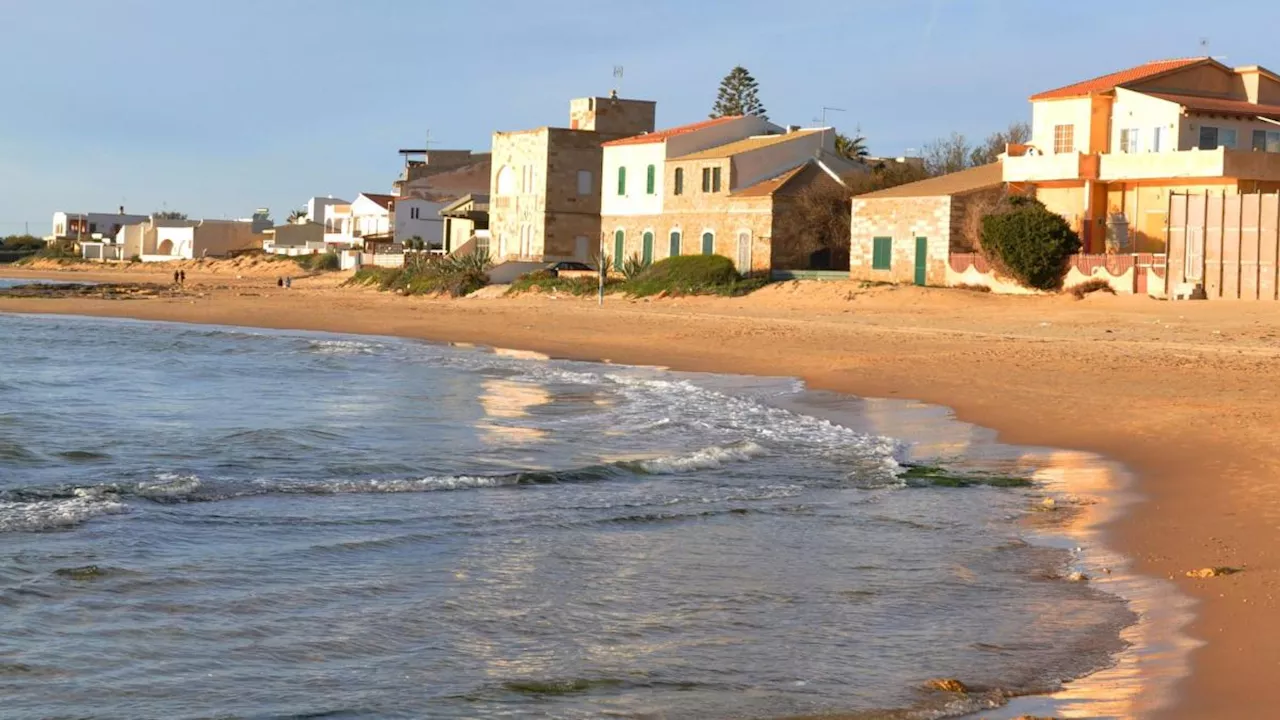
xmin=1098 ymin=148 xmax=1228 ymax=181
xmin=1002 ymin=151 xmax=1098 ymax=183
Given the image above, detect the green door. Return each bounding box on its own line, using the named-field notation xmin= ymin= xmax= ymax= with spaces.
xmin=914 ymin=237 xmax=928 ymax=286
xmin=669 ymin=231 xmax=681 ymax=257
xmin=642 ymin=232 xmax=653 ymax=265
xmin=614 ymin=230 xmax=625 ymax=271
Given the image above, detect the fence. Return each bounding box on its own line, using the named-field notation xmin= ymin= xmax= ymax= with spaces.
xmin=947 ymin=252 xmax=1166 ymax=296
xmin=1167 ymin=191 xmax=1280 ymax=300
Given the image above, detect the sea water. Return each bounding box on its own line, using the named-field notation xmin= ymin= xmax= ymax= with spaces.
xmin=0 ymin=312 xmax=1135 ymax=719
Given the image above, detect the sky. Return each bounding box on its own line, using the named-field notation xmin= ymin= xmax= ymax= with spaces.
xmin=2 ymin=0 xmax=1278 ymax=235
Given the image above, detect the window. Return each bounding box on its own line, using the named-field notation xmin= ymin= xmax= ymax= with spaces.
xmin=642 ymin=231 xmax=654 ymax=264
xmin=646 ymin=164 xmax=656 ymax=195
xmin=1052 ymin=125 xmax=1074 ymax=154
xmin=712 ymin=167 xmax=722 ymax=192
xmin=674 ymin=168 xmax=684 ymax=195
xmin=1120 ymin=128 xmax=1140 ymax=153
xmin=476 ymin=234 xmax=490 ymax=256
xmin=701 ymin=168 xmax=712 ymax=192
xmin=1152 ymin=127 xmax=1164 ymax=153
xmin=496 ymin=166 xmax=515 ymax=195
xmin=701 ymin=231 xmax=714 ymax=255
xmin=613 ymin=229 xmax=624 ymax=271
xmin=1199 ymin=126 xmax=1236 ymax=149
xmin=577 ymin=170 xmax=592 ymax=195
xmin=669 ymin=230 xmax=681 ymax=257
xmin=872 ymin=237 xmax=892 ymax=270
xmin=1253 ymin=130 xmax=1280 ymax=153
xmin=617 ymin=167 xmax=626 ymax=196
xmin=410 ymin=207 xmax=420 ymax=220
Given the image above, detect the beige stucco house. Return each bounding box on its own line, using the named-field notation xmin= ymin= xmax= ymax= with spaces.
xmin=602 ymin=121 xmax=862 ymax=273
xmin=115 ymin=217 xmax=263 ymax=261
xmin=1004 ymin=56 xmax=1280 ymax=252
xmin=488 ymin=94 xmax=656 ymax=264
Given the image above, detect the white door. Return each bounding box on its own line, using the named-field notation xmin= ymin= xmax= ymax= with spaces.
xmin=736 ymin=231 xmax=751 ymax=272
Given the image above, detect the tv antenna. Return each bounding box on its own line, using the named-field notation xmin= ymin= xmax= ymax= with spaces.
xmin=819 ymin=106 xmax=846 ymax=127
xmin=612 ymin=65 xmax=624 ymax=95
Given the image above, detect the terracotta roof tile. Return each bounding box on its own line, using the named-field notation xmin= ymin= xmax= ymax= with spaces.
xmin=601 ymin=116 xmax=744 ymax=147
xmin=1030 ymin=57 xmax=1210 ymax=101
xmin=1144 ymin=92 xmax=1280 ymax=121
xmin=675 ymin=130 xmax=823 ymax=161
xmin=854 ymin=163 xmax=1003 ymax=200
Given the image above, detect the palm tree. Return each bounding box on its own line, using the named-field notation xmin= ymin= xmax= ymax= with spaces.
xmin=835 ymin=133 xmax=870 ymax=162
xmin=287 ymin=208 xmax=308 ymax=224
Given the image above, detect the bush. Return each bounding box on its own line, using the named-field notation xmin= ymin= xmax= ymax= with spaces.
xmin=623 ymin=255 xmax=761 ymax=297
xmin=621 ymin=254 xmax=650 ymax=280
xmin=1067 ymin=277 xmax=1116 ymax=299
xmin=508 ymin=270 xmax=614 ymax=297
xmin=344 ymin=253 xmax=492 ymax=298
xmin=294 ymin=252 xmax=339 ymax=272
xmin=981 ymin=196 xmax=1081 ymax=291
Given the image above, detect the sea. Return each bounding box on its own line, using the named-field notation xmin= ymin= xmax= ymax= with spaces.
xmin=0 ymin=302 xmax=1149 ymax=720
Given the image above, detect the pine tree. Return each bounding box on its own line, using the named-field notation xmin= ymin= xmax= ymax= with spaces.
xmin=710 ymin=66 xmax=767 ymax=120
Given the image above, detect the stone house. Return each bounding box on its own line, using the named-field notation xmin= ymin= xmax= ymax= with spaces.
xmin=603 ymin=125 xmax=862 ymax=273
xmin=488 ymin=94 xmax=656 ymax=263
xmin=848 ymin=163 xmax=1006 ymax=286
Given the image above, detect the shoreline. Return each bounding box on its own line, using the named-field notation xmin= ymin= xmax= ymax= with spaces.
xmin=5 ymin=267 xmax=1280 ymax=717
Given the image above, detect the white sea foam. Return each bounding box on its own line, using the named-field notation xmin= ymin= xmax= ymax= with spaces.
xmin=135 ymin=473 xmax=204 ymax=499
xmin=0 ymin=496 xmax=127 ymax=533
xmin=276 ymin=475 xmax=517 ymax=494
xmin=307 ymin=339 xmax=379 ymax=355
xmin=634 ymin=441 xmax=767 ymax=474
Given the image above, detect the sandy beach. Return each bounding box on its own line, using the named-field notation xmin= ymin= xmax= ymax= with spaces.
xmin=4 ymin=262 xmax=1279 ymax=718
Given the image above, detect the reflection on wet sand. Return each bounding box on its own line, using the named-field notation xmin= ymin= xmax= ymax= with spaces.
xmin=476 ymin=377 xmax=550 ymax=444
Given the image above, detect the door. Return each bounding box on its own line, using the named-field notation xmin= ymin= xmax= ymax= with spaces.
xmin=701 ymin=232 xmax=714 ymax=255
xmin=642 ymin=232 xmax=653 ymax=265
xmin=736 ymin=231 xmax=751 ymax=272
xmin=913 ymin=237 xmax=927 ymax=286
xmin=669 ymin=231 xmax=681 ymax=257
xmin=613 ymin=230 xmax=625 ymax=271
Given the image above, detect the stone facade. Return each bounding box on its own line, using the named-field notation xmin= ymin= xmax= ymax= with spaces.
xmin=569 ymin=96 xmax=656 ymax=134
xmin=601 ymin=200 xmax=774 ymax=273
xmin=849 ymin=196 xmax=953 ymax=285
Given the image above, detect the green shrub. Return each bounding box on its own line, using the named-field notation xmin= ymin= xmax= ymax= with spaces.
xmin=508 ymin=270 xmax=615 ymax=297
xmin=343 ymin=253 xmax=492 ymax=298
xmin=621 ymin=254 xmax=650 ymax=280
xmin=623 ymin=254 xmax=762 ymax=297
xmin=981 ymin=196 xmax=1081 ymax=291
xmin=294 ymin=252 xmax=339 ymax=272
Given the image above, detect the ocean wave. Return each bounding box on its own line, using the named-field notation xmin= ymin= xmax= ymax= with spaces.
xmin=305 ymin=339 xmax=381 ymax=355
xmin=625 ymin=441 xmax=767 ymax=474
xmin=0 ymin=496 xmax=127 ymax=533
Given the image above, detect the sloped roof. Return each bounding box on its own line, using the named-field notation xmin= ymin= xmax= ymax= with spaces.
xmin=360 ymin=193 xmax=394 ymax=209
xmin=1144 ymin=92 xmax=1280 ymax=121
xmin=674 ymin=130 xmax=823 ymax=161
xmin=854 ymin=163 xmax=1003 ymax=200
xmin=733 ymin=164 xmax=810 ymax=197
xmin=1030 ymin=57 xmax=1211 ymax=100
xmin=601 ymin=116 xmax=744 ymax=147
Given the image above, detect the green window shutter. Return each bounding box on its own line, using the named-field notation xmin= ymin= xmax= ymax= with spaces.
xmin=646 ymin=165 xmax=655 ymax=194
xmin=701 ymin=232 xmax=714 ymax=255
xmin=617 ymin=167 xmax=626 ymax=196
xmin=642 ymin=232 xmax=653 ymax=264
xmin=872 ymin=237 xmax=892 ymax=270
xmin=674 ymin=168 xmax=683 ymax=195
xmin=712 ymin=167 xmax=721 ymax=192
xmin=614 ymin=230 xmax=625 ymax=271
xmin=669 ymin=231 xmax=681 ymax=256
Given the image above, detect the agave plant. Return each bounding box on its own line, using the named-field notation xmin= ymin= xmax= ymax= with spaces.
xmin=621 ymin=253 xmax=649 ymax=280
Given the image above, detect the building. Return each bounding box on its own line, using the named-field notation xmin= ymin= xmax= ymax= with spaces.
xmin=391 ymin=196 xmax=446 ymax=248
xmin=439 ymin=193 xmax=489 ymax=255
xmin=51 ymin=209 xmax=149 ymax=242
xmin=114 ymin=217 xmax=263 ymax=261
xmin=849 ymin=163 xmax=1007 ymax=286
xmin=393 ymin=149 xmax=491 ymax=198
xmin=263 ymin=222 xmax=326 ymax=255
xmin=1002 ymin=56 xmax=1280 ymax=252
xmin=305 ymin=197 xmax=349 ymax=229
xmin=489 ymin=93 xmax=657 ymax=263
xmin=603 ymin=123 xmax=862 ymax=273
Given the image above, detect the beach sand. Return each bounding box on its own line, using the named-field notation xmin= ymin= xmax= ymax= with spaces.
xmin=4 ymin=263 xmax=1279 ymax=718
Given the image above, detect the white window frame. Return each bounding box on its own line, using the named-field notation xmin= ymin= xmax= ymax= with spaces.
xmin=1053 ymin=124 xmax=1074 ymax=154
xmin=1120 ymin=128 xmax=1140 ymax=154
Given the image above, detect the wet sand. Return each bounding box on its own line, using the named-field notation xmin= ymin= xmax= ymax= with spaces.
xmin=4 ymin=265 xmax=1280 ymax=718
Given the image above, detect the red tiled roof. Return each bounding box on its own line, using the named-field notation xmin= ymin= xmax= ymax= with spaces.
xmin=601 ymin=116 xmax=744 ymax=147
xmin=1030 ymin=57 xmax=1210 ymax=100
xmin=360 ymin=193 xmax=394 ymax=209
xmin=1144 ymin=92 xmax=1280 ymax=121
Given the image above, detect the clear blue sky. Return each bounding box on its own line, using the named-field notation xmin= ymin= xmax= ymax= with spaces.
xmin=1 ymin=0 xmax=1276 ymax=235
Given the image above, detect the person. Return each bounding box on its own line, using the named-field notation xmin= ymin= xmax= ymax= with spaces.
xmin=285 ymin=276 xmax=292 ymax=289
xmin=173 ymin=270 xmax=180 ymax=285
xmin=277 ymin=277 xmax=284 ymax=288
xmin=179 ymin=270 xmax=186 ymax=285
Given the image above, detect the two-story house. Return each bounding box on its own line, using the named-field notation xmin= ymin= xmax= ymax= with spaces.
xmin=488 ymin=93 xmax=656 ymax=264
xmin=1004 ymin=57 xmax=1280 ymax=252
xmin=603 ymin=124 xmax=861 ymax=273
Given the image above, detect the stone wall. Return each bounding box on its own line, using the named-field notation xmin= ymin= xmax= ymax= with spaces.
xmin=601 ymin=197 xmax=774 ymax=272
xmin=568 ymin=96 xmax=656 ymax=135
xmin=849 ymin=195 xmax=952 ymax=284
xmin=490 ymin=129 xmax=549 ymax=261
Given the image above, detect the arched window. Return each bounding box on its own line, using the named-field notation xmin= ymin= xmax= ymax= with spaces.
xmin=669 ymin=230 xmax=681 ymax=257
xmin=613 ymin=229 xmax=625 ymax=271
xmin=642 ymin=231 xmax=654 ymax=264
xmin=495 ymin=166 xmax=515 ymax=195
xmin=736 ymin=230 xmax=751 ymax=271
xmin=701 ymin=231 xmax=714 ymax=256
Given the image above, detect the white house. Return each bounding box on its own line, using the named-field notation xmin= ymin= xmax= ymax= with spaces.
xmin=52 ymin=209 xmax=150 ymax=242
xmin=600 ymin=115 xmax=780 ymax=220
xmin=306 ymin=196 xmax=349 ymax=228
xmin=392 ymin=196 xmax=446 ymax=248
xmin=350 ymin=193 xmax=393 ymax=240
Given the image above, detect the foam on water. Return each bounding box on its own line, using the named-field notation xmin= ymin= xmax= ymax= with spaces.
xmin=0 ymin=496 xmax=127 ymax=532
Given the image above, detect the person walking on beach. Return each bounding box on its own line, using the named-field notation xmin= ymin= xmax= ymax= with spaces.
xmin=277 ymin=277 xmax=284 ymax=288
xmin=285 ymin=276 xmax=292 ymax=290
xmin=173 ymin=270 xmax=180 ymax=285
xmin=179 ymin=270 xmax=186 ymax=285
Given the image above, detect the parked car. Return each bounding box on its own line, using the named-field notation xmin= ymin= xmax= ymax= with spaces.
xmin=544 ymin=261 xmax=594 ymax=277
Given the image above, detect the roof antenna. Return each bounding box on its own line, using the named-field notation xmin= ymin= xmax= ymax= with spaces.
xmin=611 ymin=65 xmax=623 ymax=99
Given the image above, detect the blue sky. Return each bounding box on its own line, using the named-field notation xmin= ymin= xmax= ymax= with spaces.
xmin=1 ymin=0 xmax=1277 ymax=235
